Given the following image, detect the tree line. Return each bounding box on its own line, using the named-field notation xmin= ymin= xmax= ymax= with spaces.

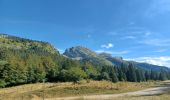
xmin=0 ymin=47 xmax=170 ymax=88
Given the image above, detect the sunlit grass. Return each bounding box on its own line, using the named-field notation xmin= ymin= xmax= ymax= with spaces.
xmin=0 ymin=80 xmax=162 ymax=100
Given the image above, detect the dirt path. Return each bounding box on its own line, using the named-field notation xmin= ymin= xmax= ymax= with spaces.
xmin=45 ymin=83 xmax=170 ymax=100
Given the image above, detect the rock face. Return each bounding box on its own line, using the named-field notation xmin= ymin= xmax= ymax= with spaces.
xmin=63 ymin=46 xmax=113 ymax=66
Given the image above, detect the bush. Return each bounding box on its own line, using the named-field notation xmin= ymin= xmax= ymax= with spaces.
xmin=67 ymin=67 xmax=87 ymax=83
xmin=0 ymin=79 xmax=6 ymax=88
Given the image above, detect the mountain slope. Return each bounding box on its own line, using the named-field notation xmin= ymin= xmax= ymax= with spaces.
xmin=98 ymin=53 xmax=128 ymax=65
xmin=99 ymin=52 xmax=170 ymax=72
xmin=134 ymin=62 xmax=170 ymax=72
xmin=0 ymin=34 xmax=58 ymax=54
xmin=63 ymin=46 xmax=113 ymax=66
xmin=99 ymin=53 xmax=170 ymax=71
xmin=64 ymin=46 xmax=170 ymax=72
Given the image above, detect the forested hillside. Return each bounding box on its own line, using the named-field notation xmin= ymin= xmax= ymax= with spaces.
xmin=0 ymin=34 xmax=170 ymax=88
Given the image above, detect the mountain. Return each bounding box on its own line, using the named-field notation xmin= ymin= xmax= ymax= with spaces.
xmin=64 ymin=46 xmax=170 ymax=72
xmin=0 ymin=34 xmax=58 ymax=54
xmin=0 ymin=34 xmax=170 ymax=88
xmin=99 ymin=52 xmax=170 ymax=72
xmin=98 ymin=53 xmax=128 ymax=65
xmin=63 ymin=46 xmax=113 ymax=66
xmin=133 ymin=62 xmax=170 ymax=72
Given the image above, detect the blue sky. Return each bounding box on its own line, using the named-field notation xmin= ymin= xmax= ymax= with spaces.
xmin=1 ymin=0 xmax=170 ymax=67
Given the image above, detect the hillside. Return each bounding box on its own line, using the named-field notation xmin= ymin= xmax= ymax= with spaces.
xmin=0 ymin=34 xmax=67 ymax=87
xmin=0 ymin=34 xmax=58 ymax=54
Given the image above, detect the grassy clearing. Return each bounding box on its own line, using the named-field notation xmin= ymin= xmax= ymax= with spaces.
xmin=0 ymin=80 xmax=163 ymax=100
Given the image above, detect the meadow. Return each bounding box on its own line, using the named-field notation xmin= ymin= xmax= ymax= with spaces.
xmin=0 ymin=80 xmax=163 ymax=100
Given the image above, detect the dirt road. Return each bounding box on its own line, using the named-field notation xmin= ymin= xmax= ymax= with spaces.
xmin=46 ymin=82 xmax=170 ymax=100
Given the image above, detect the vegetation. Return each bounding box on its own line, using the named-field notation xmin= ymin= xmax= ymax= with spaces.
xmin=65 ymin=47 xmax=170 ymax=72
xmin=0 ymin=34 xmax=170 ymax=88
xmin=0 ymin=80 xmax=162 ymax=100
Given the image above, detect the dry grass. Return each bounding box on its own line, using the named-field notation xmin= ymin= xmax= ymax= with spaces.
xmin=0 ymin=80 xmax=163 ymax=100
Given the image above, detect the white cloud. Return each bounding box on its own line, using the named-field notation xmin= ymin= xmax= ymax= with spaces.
xmin=126 ymin=56 xmax=170 ymax=68
xmin=95 ymin=50 xmax=130 ymax=55
xmin=139 ymin=38 xmax=170 ymax=46
xmin=101 ymin=43 xmax=114 ymax=49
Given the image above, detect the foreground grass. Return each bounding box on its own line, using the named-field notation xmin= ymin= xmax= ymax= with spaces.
xmin=0 ymin=80 xmax=163 ymax=100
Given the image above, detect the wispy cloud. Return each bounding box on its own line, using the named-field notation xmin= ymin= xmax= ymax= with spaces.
xmin=146 ymin=0 xmax=170 ymax=17
xmin=139 ymin=38 xmax=170 ymax=47
xmin=153 ymin=49 xmax=167 ymax=53
xmin=126 ymin=56 xmax=170 ymax=68
xmin=108 ymin=32 xmax=118 ymax=36
xmin=128 ymin=22 xmax=135 ymax=26
xmin=87 ymin=34 xmax=91 ymax=38
xmin=144 ymin=31 xmax=152 ymax=37
xmin=111 ymin=50 xmax=131 ymax=55
xmin=101 ymin=43 xmax=114 ymax=49
xmin=107 ymin=27 xmax=152 ymax=39
xmin=96 ymin=50 xmax=130 ymax=55
xmin=121 ymin=36 xmax=136 ymax=40
xmin=95 ymin=50 xmax=113 ymax=54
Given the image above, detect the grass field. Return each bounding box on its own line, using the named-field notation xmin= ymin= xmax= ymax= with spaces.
xmin=0 ymin=80 xmax=163 ymax=100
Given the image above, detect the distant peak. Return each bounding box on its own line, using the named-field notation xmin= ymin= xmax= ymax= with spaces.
xmin=71 ymin=46 xmax=90 ymax=49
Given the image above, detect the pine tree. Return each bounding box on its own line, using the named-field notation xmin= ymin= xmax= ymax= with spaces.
xmin=127 ymin=63 xmax=137 ymax=82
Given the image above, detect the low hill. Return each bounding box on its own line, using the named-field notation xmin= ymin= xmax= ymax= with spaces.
xmin=0 ymin=34 xmax=58 ymax=54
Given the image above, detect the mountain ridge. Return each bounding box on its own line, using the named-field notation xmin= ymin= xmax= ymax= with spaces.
xmin=64 ymin=46 xmax=170 ymax=72
xmin=1 ymin=33 xmax=169 ymax=72
xmin=63 ymin=46 xmax=113 ymax=66
xmin=0 ymin=34 xmax=170 ymax=88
